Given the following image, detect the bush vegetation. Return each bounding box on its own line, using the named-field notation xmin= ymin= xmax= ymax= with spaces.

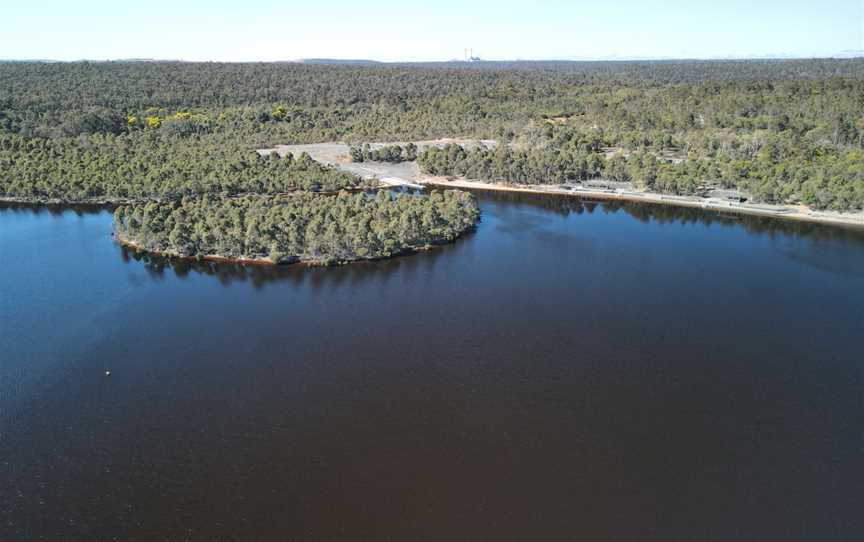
xmin=0 ymin=133 xmax=362 ymax=202
xmin=350 ymin=143 xmax=418 ymax=163
xmin=418 ymin=130 xmax=864 ymax=210
xmin=2 ymin=59 xmax=863 ymax=210
xmin=114 ymin=190 xmax=480 ymax=265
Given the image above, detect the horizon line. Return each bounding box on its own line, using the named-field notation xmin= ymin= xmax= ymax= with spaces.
xmin=2 ymin=52 xmax=863 ymax=64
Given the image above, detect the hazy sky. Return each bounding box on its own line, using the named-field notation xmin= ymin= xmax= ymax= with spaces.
xmin=3 ymin=0 xmax=863 ymax=61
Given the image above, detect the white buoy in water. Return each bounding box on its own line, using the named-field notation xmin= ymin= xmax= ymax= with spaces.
xmin=105 ymin=370 xmax=111 ymax=376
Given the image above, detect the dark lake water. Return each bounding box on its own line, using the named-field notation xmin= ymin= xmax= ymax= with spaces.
xmin=2 ymin=193 xmax=864 ymax=541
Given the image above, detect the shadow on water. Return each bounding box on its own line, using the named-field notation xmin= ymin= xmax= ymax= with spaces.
xmin=109 ymin=190 xmax=864 ymax=285
xmin=476 ymin=190 xmax=864 ymax=242
xmin=0 ymin=201 xmax=117 ymax=216
xmin=118 ymin=237 xmax=466 ymax=289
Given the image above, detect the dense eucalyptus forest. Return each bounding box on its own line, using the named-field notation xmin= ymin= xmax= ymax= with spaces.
xmin=0 ymin=136 xmax=362 ymax=201
xmin=1 ymin=59 xmax=863 ymax=214
xmin=350 ymin=143 xmax=418 ymax=163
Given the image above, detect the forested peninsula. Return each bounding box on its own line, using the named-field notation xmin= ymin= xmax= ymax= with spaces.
xmin=114 ymin=190 xmax=480 ymax=265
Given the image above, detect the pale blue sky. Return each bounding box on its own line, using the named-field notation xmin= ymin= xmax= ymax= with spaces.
xmin=3 ymin=0 xmax=863 ymax=61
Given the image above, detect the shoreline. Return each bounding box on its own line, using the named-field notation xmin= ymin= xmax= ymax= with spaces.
xmin=4 ymin=172 xmax=863 ymax=230
xmin=116 ymin=235 xmax=281 ymax=266
xmin=0 ymin=187 xmax=373 ymax=207
xmin=420 ymin=176 xmax=864 ymax=229
xmin=0 ymin=196 xmax=146 ymax=207
xmin=114 ymin=231 xmax=473 ymax=268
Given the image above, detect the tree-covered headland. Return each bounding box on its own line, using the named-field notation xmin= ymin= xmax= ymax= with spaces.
xmin=114 ymin=190 xmax=480 ymax=265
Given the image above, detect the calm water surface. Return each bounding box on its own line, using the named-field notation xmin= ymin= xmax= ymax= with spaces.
xmin=2 ymin=194 xmax=864 ymax=541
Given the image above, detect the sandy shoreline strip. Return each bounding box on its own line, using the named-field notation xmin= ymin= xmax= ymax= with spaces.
xmin=419 ymin=176 xmax=864 ymax=229
xmin=114 ymin=231 xmax=463 ymax=267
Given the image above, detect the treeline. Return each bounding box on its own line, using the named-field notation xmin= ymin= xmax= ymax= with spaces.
xmin=114 ymin=190 xmax=480 ymax=265
xmin=0 ymin=132 xmax=361 ymax=202
xmin=350 ymin=143 xmax=418 ymax=163
xmin=3 ymin=61 xmax=863 ymax=147
xmin=4 ymin=60 xmax=863 ymax=116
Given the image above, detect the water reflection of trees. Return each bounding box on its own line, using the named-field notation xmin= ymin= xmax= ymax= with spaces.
xmin=0 ymin=201 xmax=117 ymax=216
xmin=119 ymin=238 xmax=459 ymax=290
xmin=9 ymin=196 xmax=863 ymax=289
xmin=476 ymin=191 xmax=864 ymax=244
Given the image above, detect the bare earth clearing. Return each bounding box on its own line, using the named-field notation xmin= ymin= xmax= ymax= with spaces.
xmin=258 ymin=140 xmax=496 ymax=189
xmin=257 ymin=141 xmax=864 ymax=229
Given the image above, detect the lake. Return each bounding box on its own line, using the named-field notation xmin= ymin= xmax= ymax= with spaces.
xmin=2 ymin=193 xmax=863 ymax=541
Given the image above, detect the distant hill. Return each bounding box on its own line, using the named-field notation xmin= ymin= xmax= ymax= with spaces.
xmin=298 ymin=58 xmax=382 ymax=65
xmin=0 ymin=59 xmax=55 ymax=63
xmin=833 ymin=50 xmax=864 ymax=59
